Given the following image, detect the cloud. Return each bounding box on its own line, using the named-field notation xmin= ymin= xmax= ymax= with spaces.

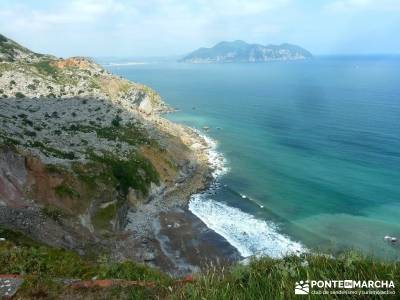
xmin=0 ymin=0 xmax=126 ymax=29
xmin=0 ymin=0 xmax=398 ymax=56
xmin=196 ymin=0 xmax=290 ymax=16
xmin=325 ymin=0 xmax=400 ymax=12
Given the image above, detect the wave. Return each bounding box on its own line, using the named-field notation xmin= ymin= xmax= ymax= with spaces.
xmin=227 ymin=187 xmax=265 ymax=208
xmin=189 ymin=129 xmax=306 ymax=258
xmin=189 ymin=196 xmax=305 ymax=258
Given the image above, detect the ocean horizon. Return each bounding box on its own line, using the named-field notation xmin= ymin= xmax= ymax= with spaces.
xmin=105 ymin=55 xmax=400 ymax=259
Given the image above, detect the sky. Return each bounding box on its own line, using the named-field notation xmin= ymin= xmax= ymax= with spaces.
xmin=0 ymin=0 xmax=399 ymax=57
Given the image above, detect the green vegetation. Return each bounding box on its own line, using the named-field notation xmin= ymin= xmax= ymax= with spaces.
xmin=0 ymin=34 xmax=7 ymax=43
xmin=96 ymin=123 xmax=152 ymax=146
xmin=0 ymin=227 xmax=42 ymax=247
xmin=45 ymin=164 xmax=67 ymax=174
xmin=111 ymin=115 xmax=123 ymax=127
xmin=68 ymin=122 xmax=153 ymax=146
xmin=33 ymin=60 xmax=59 ymax=76
xmin=41 ymin=206 xmax=69 ymax=223
xmin=92 ymin=203 xmax=117 ymax=231
xmin=15 ymin=91 xmax=25 ymax=98
xmin=24 ymin=129 xmax=37 ymax=137
xmin=0 ymin=231 xmax=398 ymax=299
xmin=72 ymin=162 xmax=106 ymax=189
xmin=0 ymin=230 xmax=171 ymax=299
xmin=0 ymin=34 xmax=38 ymax=61
xmin=89 ymin=152 xmax=159 ymax=196
xmin=27 ymin=83 xmax=37 ymax=90
xmin=0 ymin=62 xmax=13 ymax=72
xmin=29 ymin=141 xmax=76 ymax=159
xmin=139 ymin=85 xmax=161 ymax=106
xmin=0 ymin=132 xmax=21 ymax=146
xmin=175 ymin=253 xmax=399 ymax=299
xmin=54 ymin=184 xmax=80 ymax=199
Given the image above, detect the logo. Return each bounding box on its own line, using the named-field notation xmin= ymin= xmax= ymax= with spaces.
xmin=294 ymin=279 xmax=395 ymax=296
xmin=295 ymin=280 xmax=309 ymax=295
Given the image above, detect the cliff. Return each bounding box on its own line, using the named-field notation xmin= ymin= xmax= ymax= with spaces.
xmin=180 ymin=40 xmax=312 ymax=63
xmin=0 ymin=34 xmax=221 ymax=273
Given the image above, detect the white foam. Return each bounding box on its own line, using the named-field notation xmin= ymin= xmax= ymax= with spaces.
xmin=192 ymin=129 xmax=228 ymax=179
xmin=189 ymin=129 xmax=306 ymax=258
xmin=189 ymin=196 xmax=305 ymax=258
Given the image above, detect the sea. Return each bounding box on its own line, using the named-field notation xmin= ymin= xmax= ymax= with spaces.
xmin=104 ymin=56 xmax=400 ymax=259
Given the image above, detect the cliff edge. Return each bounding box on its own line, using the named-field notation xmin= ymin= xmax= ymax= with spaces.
xmin=0 ymin=34 xmax=237 ymax=275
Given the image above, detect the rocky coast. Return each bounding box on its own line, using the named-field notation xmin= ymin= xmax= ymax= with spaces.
xmin=0 ymin=33 xmax=240 ymax=276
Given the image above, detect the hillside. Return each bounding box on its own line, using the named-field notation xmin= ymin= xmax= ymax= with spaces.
xmin=0 ymin=232 xmax=398 ymax=299
xmin=180 ymin=40 xmax=312 ymax=63
xmin=0 ymin=34 xmax=223 ymax=276
xmin=0 ymin=34 xmax=53 ymax=62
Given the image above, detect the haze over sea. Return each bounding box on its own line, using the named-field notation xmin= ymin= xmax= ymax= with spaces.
xmin=106 ymin=56 xmax=400 ymax=259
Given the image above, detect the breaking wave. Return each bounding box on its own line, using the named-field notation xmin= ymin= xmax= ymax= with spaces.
xmin=189 ymin=130 xmax=306 ymax=258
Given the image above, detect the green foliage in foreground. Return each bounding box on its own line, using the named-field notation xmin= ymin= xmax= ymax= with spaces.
xmin=0 ymin=230 xmax=172 ymax=299
xmin=0 ymin=227 xmax=399 ymax=299
xmin=175 ymin=254 xmax=399 ymax=300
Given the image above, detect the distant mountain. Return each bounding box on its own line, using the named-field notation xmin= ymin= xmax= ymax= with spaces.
xmin=180 ymin=40 xmax=312 ymax=63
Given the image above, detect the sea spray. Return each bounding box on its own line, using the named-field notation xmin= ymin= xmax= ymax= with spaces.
xmin=189 ymin=129 xmax=306 ymax=258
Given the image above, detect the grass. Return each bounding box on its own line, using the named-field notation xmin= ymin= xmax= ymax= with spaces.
xmin=29 ymin=141 xmax=76 ymax=160
xmin=33 ymin=60 xmax=59 ymax=76
xmin=54 ymin=184 xmax=80 ymax=199
xmin=92 ymin=203 xmax=117 ymax=231
xmin=173 ymin=253 xmax=400 ymax=299
xmin=0 ymin=228 xmax=398 ymax=299
xmin=0 ymin=228 xmax=42 ymax=247
xmin=0 ymin=229 xmax=172 ymax=299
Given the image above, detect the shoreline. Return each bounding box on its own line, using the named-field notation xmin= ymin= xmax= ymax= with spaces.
xmin=116 ymin=114 xmax=242 ymax=276
xmin=131 ymin=112 xmax=307 ymax=275
xmin=148 ymin=113 xmax=307 ymax=262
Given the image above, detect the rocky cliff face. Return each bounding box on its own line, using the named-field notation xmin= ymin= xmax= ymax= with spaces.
xmin=0 ymin=34 xmax=203 ymax=260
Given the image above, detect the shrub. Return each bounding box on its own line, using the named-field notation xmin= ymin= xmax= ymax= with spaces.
xmin=54 ymin=184 xmax=80 ymax=199
xmin=15 ymin=92 xmax=25 ymax=98
xmin=90 ymin=152 xmax=159 ymax=196
xmin=42 ymin=206 xmax=67 ymax=223
xmin=24 ymin=130 xmax=36 ymax=137
xmin=33 ymin=60 xmax=58 ymax=76
xmin=27 ymin=83 xmax=37 ymax=90
xmin=111 ymin=115 xmax=122 ymax=127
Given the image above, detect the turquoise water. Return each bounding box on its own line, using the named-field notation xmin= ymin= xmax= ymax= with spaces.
xmin=106 ymin=56 xmax=400 ymax=258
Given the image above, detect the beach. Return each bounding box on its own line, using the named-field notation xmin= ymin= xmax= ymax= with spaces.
xmin=114 ymin=115 xmax=242 ymax=276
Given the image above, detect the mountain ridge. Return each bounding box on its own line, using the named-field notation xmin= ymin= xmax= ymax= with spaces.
xmin=180 ymin=40 xmax=312 ymax=63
